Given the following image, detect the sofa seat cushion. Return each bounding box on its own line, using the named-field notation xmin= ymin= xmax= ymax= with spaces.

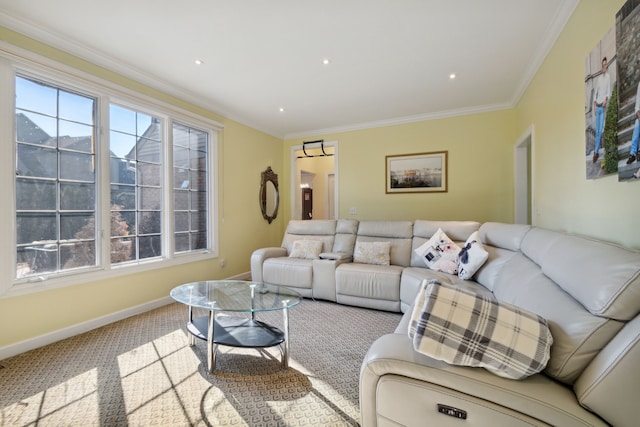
xmin=336 ymin=263 xmax=403 ymax=301
xmin=263 ymin=257 xmax=313 ymax=289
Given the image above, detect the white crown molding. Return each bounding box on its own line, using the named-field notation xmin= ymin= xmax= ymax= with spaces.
xmin=509 ymin=0 xmax=580 ymax=106
xmin=284 ymin=102 xmax=513 ymax=140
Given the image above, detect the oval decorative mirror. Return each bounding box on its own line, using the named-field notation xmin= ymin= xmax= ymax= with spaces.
xmin=260 ymin=166 xmax=279 ymax=224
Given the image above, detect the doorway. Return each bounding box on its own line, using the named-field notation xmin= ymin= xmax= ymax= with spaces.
xmin=291 ymin=141 xmax=338 ymax=220
xmin=514 ymin=126 xmax=533 ymax=225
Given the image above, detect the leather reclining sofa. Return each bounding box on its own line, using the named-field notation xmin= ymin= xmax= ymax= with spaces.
xmin=250 ymin=219 xmax=640 ymax=426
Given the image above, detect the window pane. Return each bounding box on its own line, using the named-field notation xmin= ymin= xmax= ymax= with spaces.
xmin=139 ymin=235 xmax=161 ymax=259
xmin=190 ymin=170 xmax=207 ymax=191
xmin=174 ymin=190 xmax=188 ymax=210
xmin=191 ymin=232 xmax=207 ymax=250
xmin=16 ymin=111 xmax=56 ymax=145
xmin=110 ymin=131 xmax=137 ymax=159
xmin=190 ymin=191 xmax=207 ymax=211
xmin=111 ymin=237 xmax=134 ymax=264
xmin=16 ymin=76 xmax=57 ymax=116
xmin=111 ymin=210 xmax=136 ymax=237
xmin=191 ymin=211 xmax=206 ymax=231
xmin=111 ymin=185 xmax=136 ymax=210
xmin=60 ymin=182 xmax=95 ymax=211
xmin=59 ymin=91 xmax=94 ymax=125
xmin=173 ymin=124 xmax=189 ymax=147
xmin=174 ymin=167 xmax=189 ymax=190
xmin=16 ymin=179 xmax=56 ymax=210
xmin=190 ymin=129 xmax=207 ymax=151
xmin=175 ymin=212 xmax=189 ymax=232
xmin=137 ymin=138 xmax=161 ymax=163
xmin=60 ymin=151 xmax=95 ymax=181
xmin=17 ymin=144 xmax=57 ymax=178
xmin=59 ymin=120 xmax=94 ymax=153
xmin=139 ymin=211 xmax=161 ymax=234
xmin=174 ymin=146 xmax=189 ymax=168
xmin=190 ymin=148 xmax=207 ymax=169
xmin=138 ymin=163 xmax=160 ymax=186
xmin=22 ymin=244 xmax=58 ymax=275
xmin=109 ymin=105 xmax=136 ymax=134
xmin=61 ymin=241 xmax=95 ymax=270
xmin=17 ymin=213 xmax=57 ymax=244
xmin=110 ymin=158 xmax=136 ymax=185
xmin=174 ymin=233 xmax=189 ymax=253
xmin=139 ymin=187 xmax=161 ymax=210
xmin=60 ymin=213 xmax=94 ymax=240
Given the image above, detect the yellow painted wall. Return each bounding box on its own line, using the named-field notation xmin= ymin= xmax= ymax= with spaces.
xmin=515 ymin=0 xmax=640 ymax=249
xmin=0 ymin=28 xmax=284 ymax=349
xmin=284 ymin=109 xmax=516 ymax=224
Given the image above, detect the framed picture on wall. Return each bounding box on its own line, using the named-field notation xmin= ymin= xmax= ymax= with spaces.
xmin=385 ymin=151 xmax=447 ymax=193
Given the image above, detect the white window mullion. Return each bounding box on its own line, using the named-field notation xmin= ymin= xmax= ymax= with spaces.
xmin=164 ymin=119 xmax=175 ymax=259
xmin=98 ymin=96 xmax=112 ymax=270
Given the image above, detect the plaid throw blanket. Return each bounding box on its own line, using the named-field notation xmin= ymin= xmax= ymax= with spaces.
xmin=408 ymin=280 xmax=553 ymax=380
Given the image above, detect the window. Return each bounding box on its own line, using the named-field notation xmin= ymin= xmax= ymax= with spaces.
xmin=173 ymin=123 xmax=209 ymax=253
xmin=15 ymin=75 xmax=97 ymax=278
xmin=109 ymin=104 xmax=163 ymax=264
xmin=3 ymin=58 xmax=221 ymax=295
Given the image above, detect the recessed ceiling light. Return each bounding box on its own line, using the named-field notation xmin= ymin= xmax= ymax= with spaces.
xmin=322 ymin=58 xmax=330 ymax=65
xmin=449 ymin=73 xmax=456 ymax=79
xmin=195 ymin=59 xmax=204 ymax=65
xmin=279 ymin=107 xmax=285 ymax=112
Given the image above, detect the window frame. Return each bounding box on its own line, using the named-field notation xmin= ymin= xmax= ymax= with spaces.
xmin=0 ymin=50 xmax=221 ymax=298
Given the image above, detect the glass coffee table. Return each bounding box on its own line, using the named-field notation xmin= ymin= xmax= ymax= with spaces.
xmin=170 ymin=280 xmax=302 ymax=373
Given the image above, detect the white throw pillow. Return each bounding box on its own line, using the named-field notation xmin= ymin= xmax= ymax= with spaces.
xmin=414 ymin=228 xmax=460 ymax=275
xmin=289 ymin=239 xmax=323 ymax=259
xmin=354 ymin=241 xmax=391 ymax=266
xmin=408 ymin=280 xmax=553 ymax=380
xmin=457 ymin=231 xmax=489 ymax=280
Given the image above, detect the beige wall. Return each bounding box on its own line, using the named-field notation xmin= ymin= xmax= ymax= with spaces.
xmin=0 ymin=28 xmax=284 ymax=349
xmin=284 ymin=109 xmax=516 ymax=224
xmin=515 ymin=0 xmax=640 ymax=249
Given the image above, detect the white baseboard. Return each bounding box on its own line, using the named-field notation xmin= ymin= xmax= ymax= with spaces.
xmin=0 ymin=296 xmax=173 ymax=361
xmin=0 ymin=272 xmax=252 ymax=361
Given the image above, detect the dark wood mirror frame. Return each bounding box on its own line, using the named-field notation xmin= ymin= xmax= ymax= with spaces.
xmin=260 ymin=166 xmax=279 ymax=224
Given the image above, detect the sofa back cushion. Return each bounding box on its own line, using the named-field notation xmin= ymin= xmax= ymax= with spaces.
xmin=411 ymin=220 xmax=481 ymax=267
xmin=281 ymin=220 xmax=337 ymax=254
xmin=356 ymin=221 xmax=413 ymax=267
xmin=332 ymin=219 xmax=359 ymax=255
xmin=491 ymin=252 xmax=624 ymax=384
xmin=521 ymin=228 xmax=640 ymax=321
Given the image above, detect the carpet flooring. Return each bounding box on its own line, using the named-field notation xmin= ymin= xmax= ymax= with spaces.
xmin=0 ymin=299 xmax=402 ymax=426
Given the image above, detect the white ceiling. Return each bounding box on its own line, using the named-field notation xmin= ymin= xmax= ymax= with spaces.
xmin=0 ymin=0 xmax=578 ymax=139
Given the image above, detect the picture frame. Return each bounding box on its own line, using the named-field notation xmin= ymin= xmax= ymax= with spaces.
xmin=385 ymin=151 xmax=447 ymax=194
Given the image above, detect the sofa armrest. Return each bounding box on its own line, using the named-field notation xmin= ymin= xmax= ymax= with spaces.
xmin=250 ymin=247 xmax=287 ymax=282
xmin=312 ymin=256 xmax=351 ymax=301
xmin=360 ymin=333 xmax=606 ymax=427
xmin=319 ymin=252 xmax=352 ymax=261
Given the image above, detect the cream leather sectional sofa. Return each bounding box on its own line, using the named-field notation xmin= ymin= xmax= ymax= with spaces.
xmin=250 ymin=219 xmax=640 ymax=426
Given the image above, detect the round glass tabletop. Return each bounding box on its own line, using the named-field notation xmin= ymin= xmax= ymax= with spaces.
xmin=170 ymin=280 xmax=302 ymax=312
